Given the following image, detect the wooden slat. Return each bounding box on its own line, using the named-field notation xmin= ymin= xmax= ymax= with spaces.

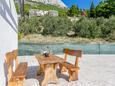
xmin=12 ymin=62 xmax=28 ymax=79
xmin=36 ymin=54 xmax=65 ymax=65
xmin=64 ymin=48 xmax=82 ymax=57
xmin=12 ymin=49 xmax=18 ymax=68
xmin=6 ymin=52 xmax=14 ymax=67
xmin=12 ymin=49 xmax=18 ymax=59
xmin=63 ymin=62 xmax=79 ymax=69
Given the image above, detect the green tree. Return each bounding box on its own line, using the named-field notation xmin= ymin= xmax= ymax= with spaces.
xmin=90 ymin=1 xmax=96 ymax=17
xmin=107 ymin=0 xmax=115 ymax=15
xmin=24 ymin=4 xmax=30 ymax=16
xmin=68 ymin=5 xmax=79 ymax=17
xmin=96 ymin=0 xmax=115 ymax=18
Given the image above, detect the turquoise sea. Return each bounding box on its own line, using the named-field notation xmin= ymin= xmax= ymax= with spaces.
xmin=19 ymin=42 xmax=115 ymax=56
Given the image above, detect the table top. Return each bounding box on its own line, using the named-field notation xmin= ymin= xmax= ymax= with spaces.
xmin=35 ymin=54 xmax=65 ymax=65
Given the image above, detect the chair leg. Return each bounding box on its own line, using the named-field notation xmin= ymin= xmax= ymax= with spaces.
xmin=59 ymin=64 xmax=67 ymax=74
xmin=68 ymin=70 xmax=78 ymax=81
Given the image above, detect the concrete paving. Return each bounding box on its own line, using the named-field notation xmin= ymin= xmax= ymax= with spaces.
xmin=18 ymin=55 xmax=115 ymax=86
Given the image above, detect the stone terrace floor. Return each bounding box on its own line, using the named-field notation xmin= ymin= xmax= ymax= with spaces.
xmin=18 ymin=55 xmax=115 ymax=86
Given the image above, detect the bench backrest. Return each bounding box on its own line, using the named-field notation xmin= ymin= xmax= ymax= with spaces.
xmin=5 ymin=49 xmax=18 ymax=82
xmin=63 ymin=48 xmax=82 ymax=67
xmin=12 ymin=49 xmax=18 ymax=68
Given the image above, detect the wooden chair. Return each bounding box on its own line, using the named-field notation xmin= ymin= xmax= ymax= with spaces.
xmin=5 ymin=50 xmax=28 ymax=86
xmin=59 ymin=48 xmax=82 ymax=81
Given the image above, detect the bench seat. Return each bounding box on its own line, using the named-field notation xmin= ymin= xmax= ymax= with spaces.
xmin=9 ymin=62 xmax=28 ymax=82
xmin=62 ymin=62 xmax=79 ymax=71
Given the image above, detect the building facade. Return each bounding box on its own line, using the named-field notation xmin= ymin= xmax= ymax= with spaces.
xmin=0 ymin=0 xmax=18 ymax=86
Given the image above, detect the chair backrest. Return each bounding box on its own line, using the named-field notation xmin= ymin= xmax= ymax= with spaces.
xmin=63 ymin=48 xmax=82 ymax=67
xmin=5 ymin=49 xmax=18 ymax=82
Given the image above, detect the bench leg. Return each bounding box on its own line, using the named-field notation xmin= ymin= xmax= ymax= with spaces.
xmin=68 ymin=70 xmax=78 ymax=81
xmin=8 ymin=78 xmax=25 ymax=86
xmin=8 ymin=81 xmax=17 ymax=86
xmin=17 ymin=78 xmax=25 ymax=86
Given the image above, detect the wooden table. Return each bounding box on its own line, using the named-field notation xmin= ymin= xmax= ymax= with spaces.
xmin=36 ymin=54 xmax=65 ymax=86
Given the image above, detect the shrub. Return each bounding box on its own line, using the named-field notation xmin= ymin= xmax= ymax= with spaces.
xmin=100 ymin=16 xmax=115 ymax=40
xmin=18 ymin=18 xmax=30 ymax=35
xmin=18 ymin=32 xmax=24 ymax=39
xmin=74 ymin=16 xmax=115 ymax=40
xmin=40 ymin=16 xmax=73 ymax=36
xmin=19 ymin=16 xmax=73 ymax=36
xmin=19 ymin=17 xmax=42 ymax=35
xmin=18 ymin=16 xmax=115 ymax=41
xmin=74 ymin=17 xmax=101 ymax=38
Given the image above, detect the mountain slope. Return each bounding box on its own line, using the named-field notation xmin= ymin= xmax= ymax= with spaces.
xmin=31 ymin=0 xmax=67 ymax=8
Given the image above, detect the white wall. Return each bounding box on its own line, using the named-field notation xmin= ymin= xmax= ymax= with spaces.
xmin=0 ymin=0 xmax=18 ymax=86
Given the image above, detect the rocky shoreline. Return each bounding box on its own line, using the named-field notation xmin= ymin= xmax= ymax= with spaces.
xmin=19 ymin=34 xmax=115 ymax=44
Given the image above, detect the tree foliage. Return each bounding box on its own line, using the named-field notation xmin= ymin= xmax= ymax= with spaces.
xmin=19 ymin=16 xmax=115 ymax=41
xmin=40 ymin=16 xmax=73 ymax=36
xmin=90 ymin=1 xmax=96 ymax=17
xmin=74 ymin=17 xmax=101 ymax=38
xmin=96 ymin=0 xmax=115 ymax=18
xmin=73 ymin=16 xmax=115 ymax=40
xmin=68 ymin=5 xmax=79 ymax=17
xmin=19 ymin=16 xmax=73 ymax=36
xmin=19 ymin=17 xmax=42 ymax=35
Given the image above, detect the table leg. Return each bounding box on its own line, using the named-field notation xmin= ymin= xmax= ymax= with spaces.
xmin=41 ymin=64 xmax=58 ymax=86
xmin=50 ymin=63 xmax=58 ymax=83
xmin=37 ymin=64 xmax=45 ymax=76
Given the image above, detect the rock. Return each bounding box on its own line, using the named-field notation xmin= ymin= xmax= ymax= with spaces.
xmin=67 ymin=31 xmax=75 ymax=37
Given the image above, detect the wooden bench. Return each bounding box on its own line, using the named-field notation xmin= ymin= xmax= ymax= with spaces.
xmin=5 ymin=50 xmax=28 ymax=86
xmin=59 ymin=48 xmax=82 ymax=81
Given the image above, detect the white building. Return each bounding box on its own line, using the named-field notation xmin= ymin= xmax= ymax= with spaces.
xmin=29 ymin=9 xmax=58 ymax=17
xmin=48 ymin=10 xmax=58 ymax=16
xmin=0 ymin=0 xmax=18 ymax=86
xmin=29 ymin=9 xmax=49 ymax=16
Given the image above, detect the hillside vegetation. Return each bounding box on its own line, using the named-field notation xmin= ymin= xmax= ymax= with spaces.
xmin=19 ymin=16 xmax=115 ymax=42
xmin=15 ymin=2 xmax=68 ymax=16
xmin=17 ymin=0 xmax=115 ymax=43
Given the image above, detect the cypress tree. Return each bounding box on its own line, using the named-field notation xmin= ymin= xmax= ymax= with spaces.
xmin=90 ymin=0 xmax=96 ymax=17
